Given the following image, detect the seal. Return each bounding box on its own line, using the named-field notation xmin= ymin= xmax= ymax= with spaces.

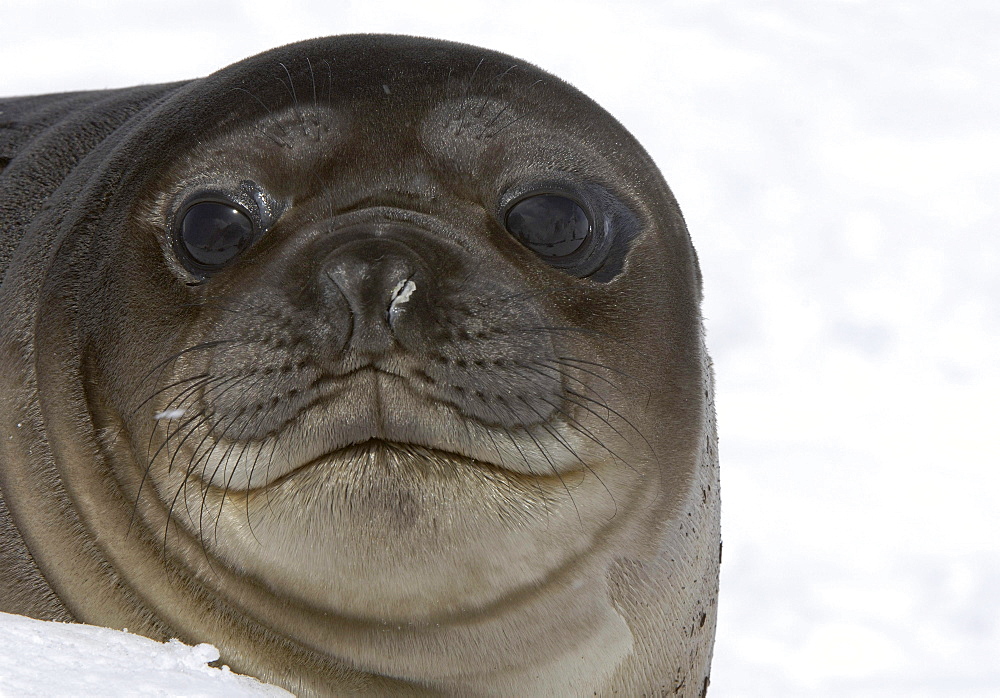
xmin=0 ymin=35 xmax=719 ymax=695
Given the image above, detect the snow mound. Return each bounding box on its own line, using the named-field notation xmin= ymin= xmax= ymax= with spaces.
xmin=0 ymin=612 xmax=292 ymax=697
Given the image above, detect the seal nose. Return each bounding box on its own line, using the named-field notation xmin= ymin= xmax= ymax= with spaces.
xmin=321 ymin=238 xmax=419 ymax=354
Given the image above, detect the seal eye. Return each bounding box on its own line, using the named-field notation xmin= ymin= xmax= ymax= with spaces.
xmin=179 ymin=201 xmax=256 ymax=270
xmin=505 ymin=194 xmax=591 ymax=258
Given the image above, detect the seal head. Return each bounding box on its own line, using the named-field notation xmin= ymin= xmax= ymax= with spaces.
xmin=0 ymin=35 xmax=719 ymax=695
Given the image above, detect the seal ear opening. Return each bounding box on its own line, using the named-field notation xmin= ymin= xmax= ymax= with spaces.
xmin=0 ymin=156 xmax=10 ymax=175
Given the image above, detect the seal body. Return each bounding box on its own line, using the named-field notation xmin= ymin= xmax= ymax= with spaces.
xmin=0 ymin=35 xmax=719 ymax=695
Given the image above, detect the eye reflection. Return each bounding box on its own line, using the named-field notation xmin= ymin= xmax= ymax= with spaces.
xmin=180 ymin=201 xmax=255 ymax=269
xmin=505 ymin=194 xmax=590 ymax=258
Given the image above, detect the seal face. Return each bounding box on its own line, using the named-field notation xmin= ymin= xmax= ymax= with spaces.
xmin=0 ymin=35 xmax=719 ymax=695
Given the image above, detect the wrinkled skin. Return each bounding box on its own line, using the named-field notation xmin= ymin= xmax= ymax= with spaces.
xmin=0 ymin=35 xmax=719 ymax=696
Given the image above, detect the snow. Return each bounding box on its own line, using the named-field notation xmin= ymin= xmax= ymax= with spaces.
xmin=1 ymin=1 xmax=998 ymax=695
xmin=0 ymin=612 xmax=291 ymax=697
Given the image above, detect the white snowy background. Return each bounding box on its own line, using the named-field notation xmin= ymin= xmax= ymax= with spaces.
xmin=1 ymin=1 xmax=997 ymax=696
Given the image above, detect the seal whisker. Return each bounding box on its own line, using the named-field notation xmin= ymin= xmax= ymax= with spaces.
xmin=280 ymin=61 xmax=320 ymax=143
xmin=562 ymin=386 xmax=656 ymax=460
xmin=306 ymin=56 xmax=317 ymax=107
xmin=507 ymin=359 xmax=631 ymax=446
xmin=535 ymin=393 xmax=640 ymax=478
xmin=198 ymin=416 xmax=255 ymax=549
xmin=159 ymin=411 xmax=216 ymax=554
xmin=519 ymin=359 xmax=616 ymax=400
xmin=128 ymin=406 xmax=208 ymax=536
xmin=321 ymin=58 xmax=334 ymax=105
xmin=221 ymin=433 xmax=272 ymax=543
xmin=131 ymin=339 xmax=241 ymax=395
xmin=534 ymin=358 xmax=626 ymax=398
xmin=228 ymin=389 xmax=301 ymax=536
xmin=172 ymin=392 xmax=262 ymax=538
xmin=480 ymin=424 xmax=554 ymax=526
xmin=508 ymin=364 xmax=642 ymax=462
xmin=230 ymin=86 xmax=275 ymax=115
xmin=163 ymin=410 xmax=217 ymax=479
xmin=125 ymin=374 xmax=216 ymax=528
xmin=144 ymin=403 xmax=210 ymax=476
xmin=484 ymin=111 xmax=527 ymax=140
xmin=202 ymin=371 xmax=295 ymax=543
xmin=471 ymin=64 xmax=518 ymax=121
xmin=229 ymin=87 xmax=296 ymax=149
xmin=108 ymin=372 xmax=210 ymax=462
xmin=509 ymin=364 xmax=643 ymax=470
xmin=517 ymin=422 xmax=583 ymax=527
xmin=552 ymin=355 xmax=651 ymax=391
xmin=148 ymin=373 xmax=246 ymax=490
xmin=128 ymin=373 xmax=211 ymax=423
xmin=255 ymin=428 xmax=290 ymax=516
xmin=489 ymin=79 xmax=543 ymax=138
xmin=277 ymin=61 xmax=299 ymax=109
xmin=478 ymin=102 xmax=513 ymax=139
xmin=455 ymin=58 xmax=485 ymax=135
xmin=519 ymin=397 xmax=619 ymax=522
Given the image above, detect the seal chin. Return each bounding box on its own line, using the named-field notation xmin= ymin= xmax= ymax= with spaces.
xmin=171 ymin=428 xmax=610 ymax=622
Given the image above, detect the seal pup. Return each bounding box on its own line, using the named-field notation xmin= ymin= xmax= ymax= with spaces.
xmin=0 ymin=34 xmax=719 ymax=695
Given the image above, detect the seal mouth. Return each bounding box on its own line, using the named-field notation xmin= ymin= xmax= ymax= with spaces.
xmin=162 ymin=361 xmax=579 ymax=493
xmin=241 ymin=437 xmax=500 ymax=494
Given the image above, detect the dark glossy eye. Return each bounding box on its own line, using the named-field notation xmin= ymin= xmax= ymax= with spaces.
xmin=505 ymin=194 xmax=591 ymax=258
xmin=179 ymin=201 xmax=255 ymax=270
